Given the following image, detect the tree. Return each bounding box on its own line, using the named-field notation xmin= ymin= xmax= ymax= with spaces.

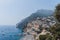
xmin=39 ymin=35 xmax=47 ymax=40
xmin=54 ymin=4 xmax=60 ymax=22
xmin=39 ymin=33 xmax=53 ymax=40
xmin=54 ymin=4 xmax=60 ymax=40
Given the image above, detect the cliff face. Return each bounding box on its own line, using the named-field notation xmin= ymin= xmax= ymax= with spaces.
xmin=16 ymin=9 xmax=54 ymax=30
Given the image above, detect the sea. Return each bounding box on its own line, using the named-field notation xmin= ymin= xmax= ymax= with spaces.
xmin=0 ymin=25 xmax=23 ymax=40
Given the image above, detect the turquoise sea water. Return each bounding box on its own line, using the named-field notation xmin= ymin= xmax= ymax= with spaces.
xmin=0 ymin=25 xmax=23 ymax=40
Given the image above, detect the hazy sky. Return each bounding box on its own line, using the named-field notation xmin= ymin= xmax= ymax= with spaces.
xmin=0 ymin=0 xmax=60 ymax=25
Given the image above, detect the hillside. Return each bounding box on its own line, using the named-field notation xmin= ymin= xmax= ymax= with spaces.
xmin=16 ymin=9 xmax=54 ymax=30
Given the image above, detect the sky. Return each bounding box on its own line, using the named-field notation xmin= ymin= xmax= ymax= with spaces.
xmin=0 ymin=0 xmax=60 ymax=25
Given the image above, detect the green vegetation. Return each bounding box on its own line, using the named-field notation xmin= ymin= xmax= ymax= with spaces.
xmin=54 ymin=4 xmax=60 ymax=22
xmin=39 ymin=33 xmax=53 ymax=40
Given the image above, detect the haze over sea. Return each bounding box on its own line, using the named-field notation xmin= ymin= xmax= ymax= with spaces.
xmin=0 ymin=25 xmax=22 ymax=40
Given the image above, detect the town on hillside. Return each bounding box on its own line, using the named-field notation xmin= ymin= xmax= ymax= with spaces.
xmin=22 ymin=16 xmax=56 ymax=40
